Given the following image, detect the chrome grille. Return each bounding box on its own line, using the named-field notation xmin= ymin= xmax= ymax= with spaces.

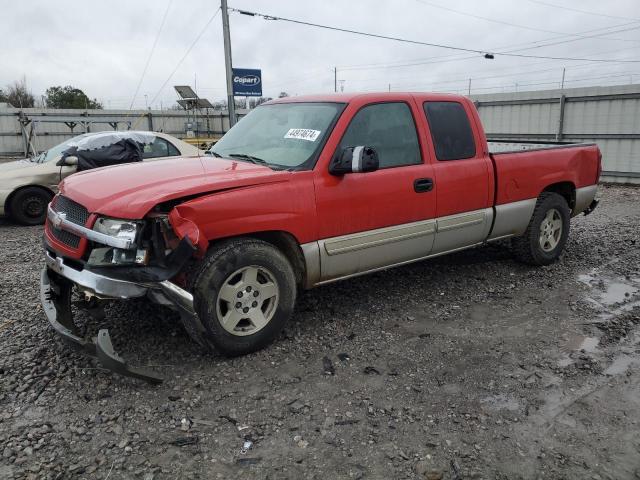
xmin=50 ymin=226 xmax=81 ymax=248
xmin=52 ymin=195 xmax=89 ymax=226
xmin=49 ymin=195 xmax=90 ymax=249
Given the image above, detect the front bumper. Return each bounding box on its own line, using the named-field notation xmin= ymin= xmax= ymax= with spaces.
xmin=41 ymin=251 xmax=204 ymax=384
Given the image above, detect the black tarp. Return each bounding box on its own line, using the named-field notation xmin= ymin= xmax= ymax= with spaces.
xmin=62 ymin=138 xmax=145 ymax=172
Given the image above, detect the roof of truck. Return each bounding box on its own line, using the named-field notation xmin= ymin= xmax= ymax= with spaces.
xmin=266 ymin=92 xmax=468 ymax=104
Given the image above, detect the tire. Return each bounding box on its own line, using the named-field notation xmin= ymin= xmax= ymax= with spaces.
xmin=191 ymin=238 xmax=297 ymax=356
xmin=9 ymin=187 xmax=52 ymax=225
xmin=512 ymin=192 xmax=570 ymax=266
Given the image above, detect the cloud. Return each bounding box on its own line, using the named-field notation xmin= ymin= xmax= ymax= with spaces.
xmin=1 ymin=0 xmax=638 ymax=109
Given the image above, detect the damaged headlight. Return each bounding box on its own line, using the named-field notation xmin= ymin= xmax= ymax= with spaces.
xmin=88 ymin=217 xmax=148 ymax=266
xmin=93 ymin=217 xmax=139 ymax=244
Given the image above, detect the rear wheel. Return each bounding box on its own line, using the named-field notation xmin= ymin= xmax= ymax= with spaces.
xmin=9 ymin=187 xmax=52 ymax=225
xmin=192 ymin=238 xmax=297 ymax=356
xmin=512 ymin=192 xmax=570 ymax=266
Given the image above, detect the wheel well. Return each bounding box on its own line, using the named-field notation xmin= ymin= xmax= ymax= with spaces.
xmin=5 ymin=185 xmax=55 ymax=216
xmin=542 ymin=182 xmax=575 ymax=210
xmin=210 ymin=231 xmax=307 ymax=288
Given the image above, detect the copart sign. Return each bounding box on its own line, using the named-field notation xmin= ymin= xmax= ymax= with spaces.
xmin=232 ymin=68 xmax=262 ymax=97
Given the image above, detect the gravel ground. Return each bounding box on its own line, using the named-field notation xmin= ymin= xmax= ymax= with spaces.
xmin=1 ymin=184 xmax=639 ymax=480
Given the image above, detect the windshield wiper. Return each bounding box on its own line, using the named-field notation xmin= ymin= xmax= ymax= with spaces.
xmin=209 ymin=151 xmax=222 ymax=157
xmin=227 ymin=153 xmax=271 ymax=167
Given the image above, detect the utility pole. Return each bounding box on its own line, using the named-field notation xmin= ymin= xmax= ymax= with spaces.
xmin=222 ymin=0 xmax=236 ymax=127
xmin=560 ymin=67 xmax=566 ymax=90
xmin=388 ymin=83 xmax=391 ymax=92
xmin=467 ymin=78 xmax=471 ymax=95
xmin=334 ymin=67 xmax=337 ymax=93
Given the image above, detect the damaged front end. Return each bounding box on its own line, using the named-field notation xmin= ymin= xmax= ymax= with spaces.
xmin=41 ymin=197 xmax=207 ymax=383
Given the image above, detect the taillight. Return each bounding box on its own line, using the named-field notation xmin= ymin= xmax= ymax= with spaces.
xmin=596 ymin=150 xmax=602 ymax=183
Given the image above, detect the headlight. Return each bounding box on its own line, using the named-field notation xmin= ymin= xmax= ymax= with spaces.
xmin=88 ymin=217 xmax=147 ymax=266
xmin=93 ymin=217 xmax=139 ymax=244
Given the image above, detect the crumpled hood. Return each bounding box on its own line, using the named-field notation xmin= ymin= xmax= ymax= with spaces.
xmin=59 ymin=156 xmax=290 ymax=219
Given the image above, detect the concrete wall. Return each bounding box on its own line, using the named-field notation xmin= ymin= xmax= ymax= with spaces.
xmin=0 ymin=107 xmax=247 ymax=160
xmin=471 ymin=84 xmax=640 ymax=184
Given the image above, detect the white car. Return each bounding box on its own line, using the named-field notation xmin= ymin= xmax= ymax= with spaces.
xmin=0 ymin=131 xmax=203 ymax=225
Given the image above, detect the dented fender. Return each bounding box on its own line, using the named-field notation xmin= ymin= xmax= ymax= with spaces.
xmin=168 ymin=207 xmax=209 ymax=256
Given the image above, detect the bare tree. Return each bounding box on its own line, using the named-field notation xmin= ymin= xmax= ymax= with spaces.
xmin=5 ymin=77 xmax=35 ymax=108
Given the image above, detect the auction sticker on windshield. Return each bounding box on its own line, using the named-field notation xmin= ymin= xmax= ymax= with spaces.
xmin=284 ymin=128 xmax=321 ymax=142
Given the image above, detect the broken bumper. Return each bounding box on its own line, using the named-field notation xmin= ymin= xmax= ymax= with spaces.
xmin=40 ymin=251 xmax=202 ymax=384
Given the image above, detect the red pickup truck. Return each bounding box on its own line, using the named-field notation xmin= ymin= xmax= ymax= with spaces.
xmin=41 ymin=93 xmax=600 ymax=382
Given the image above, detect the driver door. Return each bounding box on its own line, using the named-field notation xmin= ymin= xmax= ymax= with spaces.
xmin=313 ymin=99 xmax=437 ymax=281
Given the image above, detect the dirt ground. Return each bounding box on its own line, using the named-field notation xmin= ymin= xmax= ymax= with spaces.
xmin=0 ymin=184 xmax=639 ymax=480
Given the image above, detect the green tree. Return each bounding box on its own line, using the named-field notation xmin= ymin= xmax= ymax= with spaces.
xmin=3 ymin=78 xmax=35 ymax=108
xmin=45 ymin=85 xmax=103 ymax=109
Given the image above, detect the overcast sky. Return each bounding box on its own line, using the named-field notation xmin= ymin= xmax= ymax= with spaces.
xmin=2 ymin=0 xmax=639 ymax=109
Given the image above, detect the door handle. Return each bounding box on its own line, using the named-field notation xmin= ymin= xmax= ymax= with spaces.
xmin=414 ymin=178 xmax=434 ymax=193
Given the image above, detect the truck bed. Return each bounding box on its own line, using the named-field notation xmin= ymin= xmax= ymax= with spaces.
xmin=489 ymin=142 xmax=601 ymax=206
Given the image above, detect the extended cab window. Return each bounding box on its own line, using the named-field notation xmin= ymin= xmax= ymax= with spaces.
xmin=339 ymin=102 xmax=421 ymax=168
xmin=424 ymin=102 xmax=476 ymax=161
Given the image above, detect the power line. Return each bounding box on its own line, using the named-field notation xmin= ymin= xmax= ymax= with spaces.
xmin=129 ymin=0 xmax=173 ymax=110
xmin=132 ymin=7 xmax=221 ymax=128
xmin=345 ymin=61 xmax=620 ymax=87
xmin=413 ymin=0 xmax=640 ymax=42
xmin=337 ymin=20 xmax=640 ymax=71
xmin=230 ymin=8 xmax=640 ymax=64
xmin=525 ymin=0 xmax=640 ymax=22
xmin=230 ymin=8 xmax=490 ymax=55
xmin=148 ymin=7 xmax=221 ymax=107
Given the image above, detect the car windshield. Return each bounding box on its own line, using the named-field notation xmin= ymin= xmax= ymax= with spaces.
xmin=33 ymin=133 xmax=91 ymax=163
xmin=209 ymin=102 xmax=344 ymax=169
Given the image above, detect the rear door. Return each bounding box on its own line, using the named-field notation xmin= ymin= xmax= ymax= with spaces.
xmin=421 ymin=100 xmax=494 ymax=254
xmin=313 ymin=97 xmax=437 ymax=281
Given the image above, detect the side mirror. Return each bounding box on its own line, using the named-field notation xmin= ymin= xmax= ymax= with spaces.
xmin=56 ymin=155 xmax=78 ymax=167
xmin=329 ymin=146 xmax=379 ymax=176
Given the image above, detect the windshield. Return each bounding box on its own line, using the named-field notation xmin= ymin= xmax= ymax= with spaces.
xmin=34 ymin=133 xmax=90 ymax=163
xmin=209 ymin=102 xmax=344 ymax=169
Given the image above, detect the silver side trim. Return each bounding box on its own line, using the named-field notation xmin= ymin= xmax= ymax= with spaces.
xmin=324 ymin=219 xmax=436 ymax=256
xmin=313 ymin=241 xmax=485 ymax=287
xmin=318 ymin=219 xmax=437 ymax=282
xmin=489 ymin=198 xmax=537 ymax=240
xmin=432 ymin=208 xmax=493 ymax=255
xmin=436 ymin=211 xmax=485 ymax=232
xmin=47 ymin=205 xmax=134 ymax=249
xmin=573 ymin=185 xmax=598 ymax=217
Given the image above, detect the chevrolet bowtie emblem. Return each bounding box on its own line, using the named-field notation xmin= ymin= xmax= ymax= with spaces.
xmin=52 ymin=211 xmax=66 ymax=228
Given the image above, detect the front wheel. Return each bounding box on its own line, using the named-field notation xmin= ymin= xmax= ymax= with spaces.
xmin=9 ymin=187 xmax=52 ymax=225
xmin=192 ymin=238 xmax=297 ymax=356
xmin=512 ymin=192 xmax=570 ymax=266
